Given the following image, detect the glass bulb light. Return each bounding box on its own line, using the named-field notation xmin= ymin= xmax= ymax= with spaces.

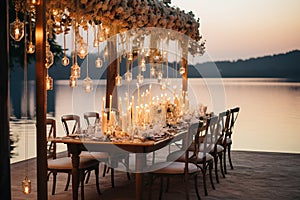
xmin=27 ymin=41 xmax=35 ymax=54
xmin=10 ymin=18 xmax=24 ymax=42
xmin=157 ymin=72 xmax=163 ymax=83
xmin=71 ymin=63 xmax=81 ymax=78
xmin=22 ymin=176 xmax=31 ymax=194
xmin=77 ymin=42 xmax=88 ymax=59
xmin=93 ymin=38 xmax=99 ymax=47
xmin=69 ymin=76 xmax=78 ymax=88
xmin=61 ymin=56 xmax=70 ymax=66
xmin=83 ymin=76 xmax=93 ymax=93
xmin=179 ymin=67 xmax=185 ymax=75
xmin=115 ymin=75 xmax=122 ymax=86
xmin=140 ymin=58 xmax=146 ymax=72
xmin=137 ymin=74 xmax=144 ymax=85
xmin=150 ymin=67 xmax=156 ymax=76
xmin=125 ymin=71 xmax=132 ymax=82
xmin=95 ymin=57 xmax=103 ymax=68
xmin=45 ymin=49 xmax=54 ymax=69
xmin=45 ymin=74 xmax=53 ymax=90
xmin=128 ymin=52 xmax=133 ymax=61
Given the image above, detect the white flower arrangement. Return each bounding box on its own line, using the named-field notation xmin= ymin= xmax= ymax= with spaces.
xmin=47 ymin=0 xmax=205 ymax=55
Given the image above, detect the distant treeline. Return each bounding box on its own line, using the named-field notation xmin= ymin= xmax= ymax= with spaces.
xmin=189 ymin=50 xmax=300 ymax=80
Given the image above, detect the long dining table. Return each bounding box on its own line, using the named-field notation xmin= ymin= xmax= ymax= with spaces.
xmin=50 ymin=129 xmax=187 ymax=200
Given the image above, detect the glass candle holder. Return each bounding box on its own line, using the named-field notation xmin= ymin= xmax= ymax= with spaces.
xmin=61 ymin=56 xmax=70 ymax=66
xmin=22 ymin=176 xmax=31 ymax=194
xmin=46 ymin=74 xmax=53 ymax=90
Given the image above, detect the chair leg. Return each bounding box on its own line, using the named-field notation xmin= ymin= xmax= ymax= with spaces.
xmin=223 ymin=146 xmax=227 ymax=174
xmin=148 ymin=174 xmax=154 ymax=200
xmin=65 ymin=173 xmax=71 ymax=191
xmin=165 ymin=177 xmax=170 ymax=192
xmin=125 ymin=156 xmax=131 ymax=180
xmin=80 ymin=172 xmax=85 ymax=200
xmin=202 ymin=167 xmax=208 ymax=196
xmin=95 ymin=166 xmax=101 ymax=195
xmin=214 ymin=155 xmax=219 ymax=183
xmin=102 ymin=164 xmax=107 ymax=177
xmin=85 ymin=171 xmax=91 ymax=184
xmin=194 ymin=174 xmax=201 ymax=200
xmin=111 ymin=168 xmax=115 ymax=188
xmin=52 ymin=172 xmax=57 ymax=195
xmin=219 ymin=153 xmax=225 ymax=178
xmin=184 ymin=174 xmax=190 ymax=200
xmin=228 ymin=145 xmax=234 ymax=170
xmin=209 ymin=161 xmax=215 ymax=190
xmin=159 ymin=176 xmax=163 ymax=200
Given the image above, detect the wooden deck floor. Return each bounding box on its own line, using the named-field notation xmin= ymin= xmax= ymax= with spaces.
xmin=10 ymin=151 xmax=300 ymax=200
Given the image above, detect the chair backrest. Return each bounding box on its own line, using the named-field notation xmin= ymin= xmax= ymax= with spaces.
xmin=228 ymin=107 xmax=240 ymax=135
xmin=201 ymin=116 xmax=219 ymax=154
xmin=61 ymin=114 xmax=81 ymax=136
xmin=185 ymin=121 xmax=203 ymax=169
xmin=218 ymin=110 xmax=231 ymax=145
xmin=46 ymin=118 xmax=56 ymax=159
xmin=83 ymin=112 xmax=100 ymax=126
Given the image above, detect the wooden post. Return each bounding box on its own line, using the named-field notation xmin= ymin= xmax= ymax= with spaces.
xmin=36 ymin=0 xmax=48 ymax=199
xmin=181 ymin=38 xmax=189 ymax=103
xmin=0 ymin=0 xmax=11 ymax=199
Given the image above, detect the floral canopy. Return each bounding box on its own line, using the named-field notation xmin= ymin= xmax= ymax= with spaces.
xmin=47 ymin=0 xmax=205 ymax=55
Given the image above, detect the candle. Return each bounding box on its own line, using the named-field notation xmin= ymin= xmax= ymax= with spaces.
xmin=122 ymin=113 xmax=127 ymax=132
xmin=137 ymin=84 xmax=140 ymax=106
xmin=131 ymin=96 xmax=135 ymax=125
xmin=109 ymin=95 xmax=112 ymax=119
xmin=119 ymin=97 xmax=122 ymax=125
xmin=102 ymin=112 xmax=107 ymax=133
xmin=102 ymin=97 xmax=105 ymax=112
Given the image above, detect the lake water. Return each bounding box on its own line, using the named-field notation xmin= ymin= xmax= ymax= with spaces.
xmin=10 ymin=78 xmax=300 ymax=163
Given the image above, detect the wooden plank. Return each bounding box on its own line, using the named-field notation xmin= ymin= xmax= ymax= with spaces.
xmin=0 ymin=0 xmax=11 ymax=199
xmin=35 ymin=0 xmax=48 ymax=199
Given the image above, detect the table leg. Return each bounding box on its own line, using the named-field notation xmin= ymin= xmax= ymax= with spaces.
xmin=69 ymin=144 xmax=81 ymax=200
xmin=135 ymin=153 xmax=146 ymax=200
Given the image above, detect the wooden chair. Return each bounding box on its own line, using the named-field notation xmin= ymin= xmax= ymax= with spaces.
xmin=83 ymin=111 xmax=100 ymax=126
xmin=148 ymin=121 xmax=203 ymax=200
xmin=47 ymin=118 xmax=101 ymax=199
xmin=167 ymin=117 xmax=217 ymax=196
xmin=223 ymin=107 xmax=240 ymax=173
xmin=83 ymin=112 xmax=131 ymax=188
xmin=206 ymin=111 xmax=229 ymax=184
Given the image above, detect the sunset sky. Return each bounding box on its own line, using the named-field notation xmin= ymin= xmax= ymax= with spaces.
xmin=172 ymin=0 xmax=300 ymax=62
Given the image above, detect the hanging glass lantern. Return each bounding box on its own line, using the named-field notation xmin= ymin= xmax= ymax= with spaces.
xmin=45 ymin=74 xmax=53 ymax=90
xmin=62 ymin=56 xmax=70 ymax=66
xmin=115 ymin=75 xmax=122 ymax=86
xmin=45 ymin=42 xmax=54 ymax=69
xmin=10 ymin=18 xmax=24 ymax=42
xmin=83 ymin=77 xmax=93 ymax=93
xmin=128 ymin=52 xmax=133 ymax=61
xmin=140 ymin=58 xmax=146 ymax=72
xmin=22 ymin=176 xmax=31 ymax=194
xmin=70 ymin=76 xmax=78 ymax=88
xmin=95 ymin=57 xmax=103 ymax=68
xmin=77 ymin=41 xmax=88 ymax=59
xmin=137 ymin=74 xmax=144 ymax=85
xmin=61 ymin=33 xmax=69 ymax=66
xmin=150 ymin=67 xmax=156 ymax=76
xmin=71 ymin=63 xmax=80 ymax=78
xmin=27 ymin=42 xmax=35 ymax=54
xmin=157 ymin=72 xmax=163 ymax=83
xmin=179 ymin=67 xmax=185 ymax=75
xmin=125 ymin=71 xmax=132 ymax=82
